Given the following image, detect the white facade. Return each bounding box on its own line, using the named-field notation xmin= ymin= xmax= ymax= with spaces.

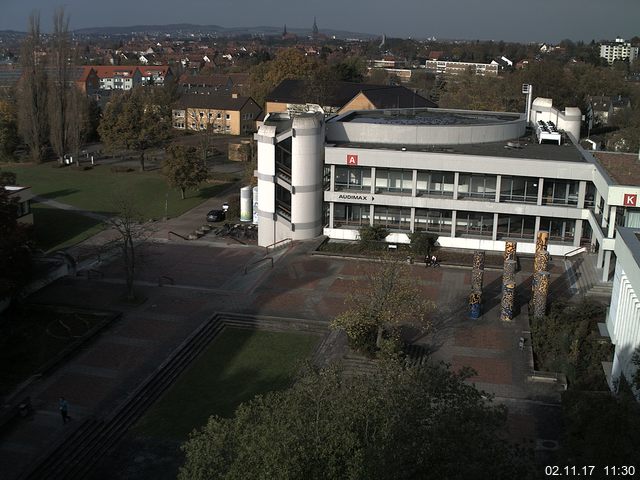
xmin=607 ymin=227 xmax=640 ymax=397
xmin=599 ymin=40 xmax=639 ymax=65
xmin=255 ymin=101 xmax=640 ymax=282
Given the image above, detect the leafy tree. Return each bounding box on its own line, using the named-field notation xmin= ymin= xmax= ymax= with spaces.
xmin=17 ymin=12 xmax=48 ymax=163
xmin=162 ymin=145 xmax=209 ymax=200
xmin=409 ymin=231 xmax=438 ymax=259
xmin=357 ymin=224 xmax=388 ymax=251
xmin=98 ymin=88 xmax=171 ymax=171
xmin=0 ymin=171 xmax=33 ymax=299
xmin=180 ymin=361 xmax=533 ymax=480
xmin=331 ymin=257 xmax=432 ymax=354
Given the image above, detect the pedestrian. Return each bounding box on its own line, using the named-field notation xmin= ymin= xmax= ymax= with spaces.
xmin=59 ymin=397 xmax=70 ymax=424
xmin=431 ymin=255 xmax=438 ymax=267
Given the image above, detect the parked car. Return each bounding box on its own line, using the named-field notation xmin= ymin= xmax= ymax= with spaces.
xmin=207 ymin=209 xmax=226 ymax=222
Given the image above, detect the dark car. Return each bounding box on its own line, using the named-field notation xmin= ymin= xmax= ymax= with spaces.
xmin=207 ymin=209 xmax=226 ymax=222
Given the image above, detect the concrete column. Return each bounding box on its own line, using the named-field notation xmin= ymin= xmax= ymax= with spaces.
xmin=608 ymin=206 xmax=617 ymax=237
xmin=451 ymin=211 xmax=457 ymax=237
xmin=329 ymin=202 xmax=334 ymax=228
xmin=597 ymin=244 xmax=605 ymax=268
xmin=412 ymin=169 xmax=418 ymax=198
xmin=495 ymin=175 xmax=502 ymax=203
xmin=370 ymin=167 xmax=376 ymax=194
xmin=574 ymin=219 xmax=583 ymax=247
xmin=492 ymin=213 xmax=499 ymax=241
xmin=594 ymin=191 xmax=602 ymax=214
xmin=330 ymin=164 xmax=336 ymax=192
xmin=410 ymin=207 xmax=416 ymax=232
xmin=453 ymin=172 xmax=459 ymax=200
xmin=369 ymin=204 xmax=375 ymax=226
xmin=603 ymin=251 xmax=612 ymax=282
xmin=578 ymin=181 xmax=586 ymax=209
xmin=537 ymin=178 xmax=544 ymax=206
xmin=602 ymin=201 xmax=609 ymax=228
xmin=534 ymin=216 xmax=541 ymax=242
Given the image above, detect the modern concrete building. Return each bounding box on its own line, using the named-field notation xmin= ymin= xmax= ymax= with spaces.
xmin=606 ymin=227 xmax=640 ymax=397
xmin=599 ymin=38 xmax=639 ymax=65
xmin=425 ymin=59 xmax=499 ymax=77
xmin=255 ymin=98 xmax=640 ymax=282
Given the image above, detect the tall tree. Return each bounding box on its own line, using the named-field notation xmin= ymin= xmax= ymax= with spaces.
xmin=0 ymin=99 xmax=19 ymax=161
xmin=331 ymin=257 xmax=433 ymax=354
xmin=17 ymin=12 xmax=48 ymax=163
xmin=162 ymin=145 xmax=209 ymax=199
xmin=180 ymin=361 xmax=533 ymax=480
xmin=47 ymin=7 xmax=71 ymax=162
xmin=98 ymin=88 xmax=171 ymax=171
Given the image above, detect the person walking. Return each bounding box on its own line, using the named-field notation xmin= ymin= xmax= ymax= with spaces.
xmin=59 ymin=397 xmax=70 ymax=424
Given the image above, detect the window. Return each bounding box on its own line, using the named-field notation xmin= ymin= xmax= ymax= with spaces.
xmin=458 ymin=174 xmax=497 ymax=199
xmin=455 ymin=211 xmax=493 ymax=237
xmin=375 ymin=169 xmax=412 ymax=194
xmin=217 ymin=113 xmax=221 ymax=119
xmin=539 ymin=217 xmax=575 ymax=242
xmin=542 ymin=180 xmax=579 ymax=206
xmin=416 ymin=171 xmax=454 ymax=197
xmin=334 ymin=166 xmax=371 ymax=191
xmin=500 ymin=176 xmax=538 ymax=204
xmin=414 ymin=208 xmax=452 ymax=233
xmin=226 ymin=114 xmax=230 ymax=120
xmin=333 ymin=203 xmax=370 ymax=227
xmin=373 ymin=206 xmax=411 ymax=230
xmin=496 ymin=214 xmax=535 ymax=239
xmin=276 ymin=185 xmax=292 ymax=221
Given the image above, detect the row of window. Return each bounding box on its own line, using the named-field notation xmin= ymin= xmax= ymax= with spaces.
xmin=332 ymin=204 xmax=577 ymax=242
xmin=333 ymin=166 xmax=587 ymax=206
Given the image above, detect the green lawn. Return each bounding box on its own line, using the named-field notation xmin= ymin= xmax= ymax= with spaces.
xmin=132 ymin=328 xmax=320 ymax=440
xmin=6 ymin=163 xmax=230 ymax=219
xmin=31 ymin=203 xmax=105 ymax=252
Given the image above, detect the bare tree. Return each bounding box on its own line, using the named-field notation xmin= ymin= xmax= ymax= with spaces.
xmin=48 ymin=6 xmax=71 ymax=162
xmin=104 ymin=193 xmax=152 ymax=301
xmin=17 ymin=11 xmax=48 ymax=163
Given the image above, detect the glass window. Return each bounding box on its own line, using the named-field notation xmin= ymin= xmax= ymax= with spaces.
xmin=500 ymin=176 xmax=539 ymax=204
xmin=415 ymin=208 xmax=452 ymax=233
xmin=373 ymin=206 xmax=411 ymax=230
xmin=496 ymin=214 xmax=535 ymax=239
xmin=335 ymin=167 xmax=371 ymax=191
xmin=542 ymin=180 xmax=579 ymax=206
xmin=416 ymin=171 xmax=454 ymax=197
xmin=458 ymin=174 xmax=497 ymax=199
xmin=375 ymin=169 xmax=412 ymax=195
xmin=455 ymin=211 xmax=494 ymax=237
xmin=333 ymin=203 xmax=370 ymax=228
xmin=539 ymin=217 xmax=575 ymax=242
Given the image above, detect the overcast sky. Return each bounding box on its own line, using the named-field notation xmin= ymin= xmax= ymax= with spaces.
xmin=1 ymin=0 xmax=638 ymax=43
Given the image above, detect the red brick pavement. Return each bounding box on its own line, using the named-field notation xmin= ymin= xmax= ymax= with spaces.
xmin=454 ymin=325 xmax=511 ymax=350
xmin=452 ymin=355 xmax=513 ymax=385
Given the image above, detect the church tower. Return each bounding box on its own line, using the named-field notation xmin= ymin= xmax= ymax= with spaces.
xmin=312 ymin=17 xmax=319 ymax=37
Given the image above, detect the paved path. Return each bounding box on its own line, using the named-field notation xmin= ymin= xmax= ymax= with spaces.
xmin=33 ymin=195 xmax=110 ymax=222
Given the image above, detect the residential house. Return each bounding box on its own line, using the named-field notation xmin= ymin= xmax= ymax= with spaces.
xmin=138 ymin=66 xmax=173 ymax=86
xmin=172 ymin=93 xmax=262 ymax=135
xmin=93 ymin=66 xmax=142 ymax=91
xmin=589 ymin=95 xmax=614 ymax=125
xmin=265 ymin=79 xmax=436 ymax=117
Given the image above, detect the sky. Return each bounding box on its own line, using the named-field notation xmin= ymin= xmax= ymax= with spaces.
xmin=1 ymin=0 xmax=638 ymax=43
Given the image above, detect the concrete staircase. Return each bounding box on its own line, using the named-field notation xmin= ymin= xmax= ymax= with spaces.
xmin=565 ymin=253 xmax=612 ymax=300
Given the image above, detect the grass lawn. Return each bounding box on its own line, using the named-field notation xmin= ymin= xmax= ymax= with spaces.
xmin=132 ymin=328 xmax=320 ymax=440
xmin=0 ymin=306 xmax=115 ymax=397
xmin=6 ymin=162 xmax=232 ymax=219
xmin=31 ymin=203 xmax=105 ymax=252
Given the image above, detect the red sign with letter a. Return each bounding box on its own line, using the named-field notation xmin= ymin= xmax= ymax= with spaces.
xmin=624 ymin=193 xmax=637 ymax=207
xmin=346 ymin=154 xmax=358 ymax=166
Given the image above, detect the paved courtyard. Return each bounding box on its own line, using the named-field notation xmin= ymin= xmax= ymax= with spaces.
xmin=0 ymin=237 xmax=569 ymax=479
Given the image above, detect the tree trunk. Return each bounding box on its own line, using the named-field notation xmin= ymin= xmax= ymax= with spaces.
xmin=376 ymin=324 xmax=384 ymax=348
xmin=180 ymin=187 xmax=185 ymax=200
xmin=139 ymin=151 xmax=145 ymax=172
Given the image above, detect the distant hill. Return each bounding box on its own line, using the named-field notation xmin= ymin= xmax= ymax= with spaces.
xmin=60 ymin=23 xmax=376 ymax=40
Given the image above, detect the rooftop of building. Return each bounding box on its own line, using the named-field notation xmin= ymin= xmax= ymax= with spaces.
xmin=337 ymin=108 xmax=520 ymax=126
xmin=593 ymin=151 xmax=640 ymax=186
xmin=328 ymin=134 xmax=587 ymax=163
